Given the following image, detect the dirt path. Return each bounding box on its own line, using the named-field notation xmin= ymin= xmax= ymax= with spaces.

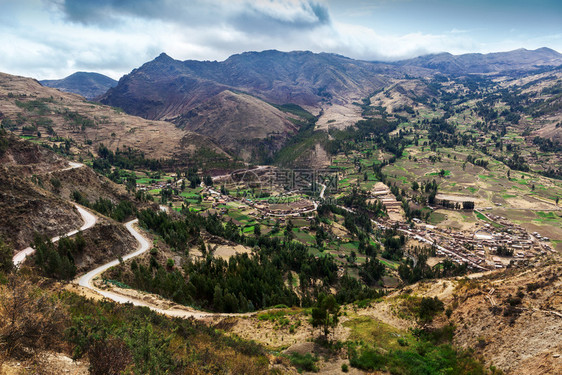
xmin=76 ymin=219 xmax=256 ymax=319
xmin=12 ymin=203 xmax=97 ymax=267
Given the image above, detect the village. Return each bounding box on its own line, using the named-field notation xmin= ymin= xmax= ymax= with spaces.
xmin=135 ymin=167 xmax=556 ymax=276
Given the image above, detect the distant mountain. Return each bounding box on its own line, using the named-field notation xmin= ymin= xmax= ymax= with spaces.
xmin=99 ymin=50 xmax=404 ymax=121
xmin=97 ymin=48 xmax=562 ymax=162
xmin=41 ymin=72 xmax=117 ymax=99
xmin=397 ymin=47 xmax=562 ymax=75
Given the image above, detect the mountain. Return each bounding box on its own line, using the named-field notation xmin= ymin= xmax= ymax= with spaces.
xmin=40 ymin=72 xmax=117 ymax=100
xmin=98 ymin=50 xmax=418 ymax=159
xmin=398 ymin=47 xmax=562 ymax=75
xmin=99 ymin=50 xmax=402 ymax=121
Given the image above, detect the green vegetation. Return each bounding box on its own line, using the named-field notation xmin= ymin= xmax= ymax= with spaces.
xmin=288 ymin=353 xmax=318 ymax=372
xmin=0 ymin=273 xmax=272 ymax=374
xmin=72 ymin=191 xmax=136 ymax=222
xmin=33 ymin=233 xmax=86 ymax=280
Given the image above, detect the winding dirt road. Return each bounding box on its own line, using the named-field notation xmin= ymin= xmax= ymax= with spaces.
xmin=77 ymin=219 xmax=252 ymax=319
xmin=12 ymin=161 xmax=97 ymax=267
xmin=12 ymin=204 xmax=97 ymax=267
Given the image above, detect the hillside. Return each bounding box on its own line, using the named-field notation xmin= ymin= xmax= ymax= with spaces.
xmin=0 ymin=133 xmax=82 ymax=249
xmin=173 ymin=90 xmax=299 ymax=160
xmin=0 ymin=72 xmax=231 ymax=167
xmin=40 ymin=72 xmax=117 ymax=100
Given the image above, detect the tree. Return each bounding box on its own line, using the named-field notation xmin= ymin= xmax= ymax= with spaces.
xmin=462 ymin=201 xmax=475 ymax=210
xmin=411 ymin=181 xmax=419 ymax=192
xmin=204 ymin=175 xmax=213 ymax=186
xmin=311 ymin=293 xmax=340 ymax=338
xmin=0 ymin=237 xmax=13 ymax=273
xmin=416 ymin=296 xmax=444 ymax=326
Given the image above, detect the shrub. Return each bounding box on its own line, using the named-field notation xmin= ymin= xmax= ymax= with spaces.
xmin=350 ymin=348 xmax=385 ymax=371
xmin=88 ymin=337 xmax=132 ymax=375
xmin=0 ymin=275 xmax=68 ymax=357
xmin=289 ymin=353 xmax=318 ymax=372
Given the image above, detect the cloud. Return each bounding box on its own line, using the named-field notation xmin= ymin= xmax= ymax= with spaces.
xmin=56 ymin=0 xmax=330 ymax=33
xmin=0 ymin=0 xmax=560 ymax=80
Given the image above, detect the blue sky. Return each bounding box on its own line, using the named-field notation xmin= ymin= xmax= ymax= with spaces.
xmin=0 ymin=0 xmax=560 ymax=80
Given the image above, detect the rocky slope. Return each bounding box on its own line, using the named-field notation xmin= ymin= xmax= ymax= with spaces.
xmin=0 ymin=134 xmax=82 ymax=249
xmin=402 ymin=260 xmax=562 ymax=375
xmin=173 ymin=90 xmax=299 ymax=160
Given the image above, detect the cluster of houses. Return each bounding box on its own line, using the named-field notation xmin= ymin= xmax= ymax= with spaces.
xmin=205 ymin=187 xmax=316 ymax=218
xmin=371 ymin=182 xmax=401 ymax=213
xmin=373 ymin=207 xmax=553 ymax=271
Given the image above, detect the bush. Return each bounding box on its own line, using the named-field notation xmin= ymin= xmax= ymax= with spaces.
xmin=289 ymin=353 xmax=318 ymax=372
xmin=88 ymin=337 xmax=132 ymax=375
xmin=0 ymin=275 xmax=68 ymax=357
xmin=50 ymin=177 xmax=61 ymax=193
xmin=0 ymin=237 xmax=13 ymax=274
xmin=350 ymin=348 xmax=385 ymax=371
xmin=341 ymin=363 xmax=349 ymax=372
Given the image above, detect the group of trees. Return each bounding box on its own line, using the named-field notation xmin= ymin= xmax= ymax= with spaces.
xmin=129 ymin=208 xmax=388 ymax=312
xmin=33 ymin=233 xmax=85 ymax=280
xmin=72 ymin=191 xmax=135 ymax=222
xmin=96 ymin=144 xmax=165 ymax=171
xmin=399 ymin=255 xmax=467 ymax=284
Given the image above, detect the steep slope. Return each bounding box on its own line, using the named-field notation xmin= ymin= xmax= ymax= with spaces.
xmin=0 ymin=131 xmax=142 ymax=271
xmin=0 ymin=133 xmax=82 ymax=249
xmin=40 ymin=72 xmax=117 ymax=100
xmin=173 ymin=90 xmax=299 ymax=160
xmin=0 ymin=72 xmax=230 ymax=165
xmin=398 ymin=47 xmax=562 ymax=75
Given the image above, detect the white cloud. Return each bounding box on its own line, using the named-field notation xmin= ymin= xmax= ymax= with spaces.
xmin=0 ymin=0 xmax=559 ymax=80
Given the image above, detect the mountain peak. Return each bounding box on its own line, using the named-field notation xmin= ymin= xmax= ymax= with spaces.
xmin=534 ymin=46 xmax=561 ymax=55
xmin=154 ymin=52 xmax=174 ymax=62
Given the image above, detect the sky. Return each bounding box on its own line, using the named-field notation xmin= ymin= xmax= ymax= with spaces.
xmin=0 ymin=0 xmax=561 ymax=80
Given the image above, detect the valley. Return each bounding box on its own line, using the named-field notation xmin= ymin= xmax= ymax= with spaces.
xmin=0 ymin=47 xmax=561 ymax=374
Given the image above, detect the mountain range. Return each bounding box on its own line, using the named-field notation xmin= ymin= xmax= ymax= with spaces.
xmin=13 ymin=47 xmax=562 ymax=163
xmin=396 ymin=47 xmax=562 ymax=75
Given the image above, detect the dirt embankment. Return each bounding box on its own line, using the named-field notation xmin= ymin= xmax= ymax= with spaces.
xmin=418 ymin=263 xmax=562 ymax=375
xmin=0 ymin=135 xmax=67 ymax=175
xmin=0 ymin=170 xmax=81 ymax=250
xmin=73 ymin=218 xmax=137 ymax=273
